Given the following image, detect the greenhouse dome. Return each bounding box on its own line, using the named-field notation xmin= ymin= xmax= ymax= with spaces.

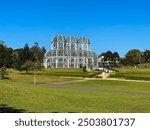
xmin=43 ymin=35 xmax=97 ymax=68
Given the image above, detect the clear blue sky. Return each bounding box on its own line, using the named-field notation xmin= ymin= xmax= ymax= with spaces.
xmin=0 ymin=0 xmax=150 ymax=57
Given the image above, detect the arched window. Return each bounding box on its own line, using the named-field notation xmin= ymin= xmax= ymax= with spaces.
xmin=71 ymin=43 xmax=75 ymax=50
xmin=53 ymin=43 xmax=57 ymax=49
xmin=58 ymin=43 xmax=63 ymax=49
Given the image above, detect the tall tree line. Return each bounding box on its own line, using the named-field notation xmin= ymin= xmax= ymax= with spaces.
xmin=121 ymin=49 xmax=150 ymax=66
xmin=99 ymin=49 xmax=150 ymax=67
xmin=0 ymin=41 xmax=46 ymax=70
xmin=1 ymin=40 xmax=150 ymax=69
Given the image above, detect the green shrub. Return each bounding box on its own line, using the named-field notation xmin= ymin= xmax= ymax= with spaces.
xmin=0 ymin=67 xmax=8 ymax=79
xmin=82 ymin=66 xmax=87 ymax=72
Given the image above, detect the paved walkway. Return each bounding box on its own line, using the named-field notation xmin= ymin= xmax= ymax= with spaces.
xmin=84 ymin=77 xmax=150 ymax=83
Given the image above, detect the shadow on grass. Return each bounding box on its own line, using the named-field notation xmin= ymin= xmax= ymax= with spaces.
xmin=50 ymin=112 xmax=77 ymax=113
xmin=0 ymin=104 xmax=26 ymax=113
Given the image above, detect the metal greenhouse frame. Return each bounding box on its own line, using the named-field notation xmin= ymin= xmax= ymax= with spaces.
xmin=43 ymin=34 xmax=97 ymax=68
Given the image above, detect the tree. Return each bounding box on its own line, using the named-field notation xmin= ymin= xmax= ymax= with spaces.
xmin=104 ymin=51 xmax=113 ymax=61
xmin=33 ymin=61 xmax=44 ymax=84
xmin=23 ymin=43 xmax=32 ymax=62
xmin=12 ymin=48 xmax=24 ymax=70
xmin=21 ymin=60 xmax=34 ymax=74
xmin=125 ymin=49 xmax=142 ymax=65
xmin=34 ymin=61 xmax=44 ymax=71
xmin=113 ymin=52 xmax=120 ymax=60
xmin=142 ymin=50 xmax=150 ymax=63
xmin=41 ymin=46 xmax=46 ymax=54
xmin=120 ymin=58 xmax=130 ymax=66
xmin=0 ymin=42 xmax=13 ymax=68
xmin=30 ymin=42 xmax=46 ymax=62
xmin=4 ymin=47 xmax=13 ymax=68
xmin=0 ymin=44 xmax=6 ymax=67
xmin=98 ymin=51 xmax=120 ymax=67
xmin=0 ymin=67 xmax=8 ymax=79
xmin=21 ymin=60 xmax=44 ymax=74
xmin=0 ymin=41 xmax=45 ymax=70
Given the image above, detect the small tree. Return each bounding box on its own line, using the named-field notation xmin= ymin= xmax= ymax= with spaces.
xmin=33 ymin=61 xmax=44 ymax=84
xmin=21 ymin=60 xmax=44 ymax=84
xmin=0 ymin=67 xmax=8 ymax=79
xmin=21 ymin=60 xmax=34 ymax=74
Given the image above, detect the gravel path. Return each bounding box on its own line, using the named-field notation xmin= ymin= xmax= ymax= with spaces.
xmin=31 ymin=78 xmax=150 ymax=95
xmin=14 ymin=78 xmax=150 ymax=95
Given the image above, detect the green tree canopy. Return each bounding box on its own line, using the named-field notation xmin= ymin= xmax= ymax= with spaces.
xmin=142 ymin=50 xmax=150 ymax=63
xmin=125 ymin=49 xmax=142 ymax=65
xmin=98 ymin=51 xmax=120 ymax=66
xmin=0 ymin=67 xmax=8 ymax=79
xmin=21 ymin=60 xmax=44 ymax=74
xmin=0 ymin=42 xmax=13 ymax=68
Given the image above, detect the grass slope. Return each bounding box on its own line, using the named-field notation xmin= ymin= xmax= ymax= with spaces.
xmin=0 ymin=68 xmax=150 ymax=113
xmin=111 ymin=67 xmax=150 ymax=81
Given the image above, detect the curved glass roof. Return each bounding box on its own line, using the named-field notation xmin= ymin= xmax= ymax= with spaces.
xmin=66 ymin=36 xmax=77 ymax=43
xmin=78 ymin=36 xmax=90 ymax=44
xmin=52 ymin=34 xmax=65 ymax=42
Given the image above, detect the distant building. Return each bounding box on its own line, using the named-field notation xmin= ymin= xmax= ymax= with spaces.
xmin=43 ymin=34 xmax=97 ymax=68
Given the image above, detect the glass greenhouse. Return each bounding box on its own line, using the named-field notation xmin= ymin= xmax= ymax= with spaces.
xmin=43 ymin=34 xmax=97 ymax=68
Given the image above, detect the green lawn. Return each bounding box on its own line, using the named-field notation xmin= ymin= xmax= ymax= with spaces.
xmin=0 ymin=68 xmax=150 ymax=113
xmin=111 ymin=67 xmax=150 ymax=81
xmin=8 ymin=68 xmax=96 ymax=84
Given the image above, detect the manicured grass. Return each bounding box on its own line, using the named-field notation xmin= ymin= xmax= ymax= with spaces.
xmin=0 ymin=68 xmax=150 ymax=113
xmin=7 ymin=68 xmax=98 ymax=84
xmin=8 ymin=69 xmax=89 ymax=84
xmin=111 ymin=67 xmax=150 ymax=81
xmin=0 ymin=78 xmax=150 ymax=112
xmin=41 ymin=68 xmax=98 ymax=78
xmin=69 ymin=80 xmax=150 ymax=92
